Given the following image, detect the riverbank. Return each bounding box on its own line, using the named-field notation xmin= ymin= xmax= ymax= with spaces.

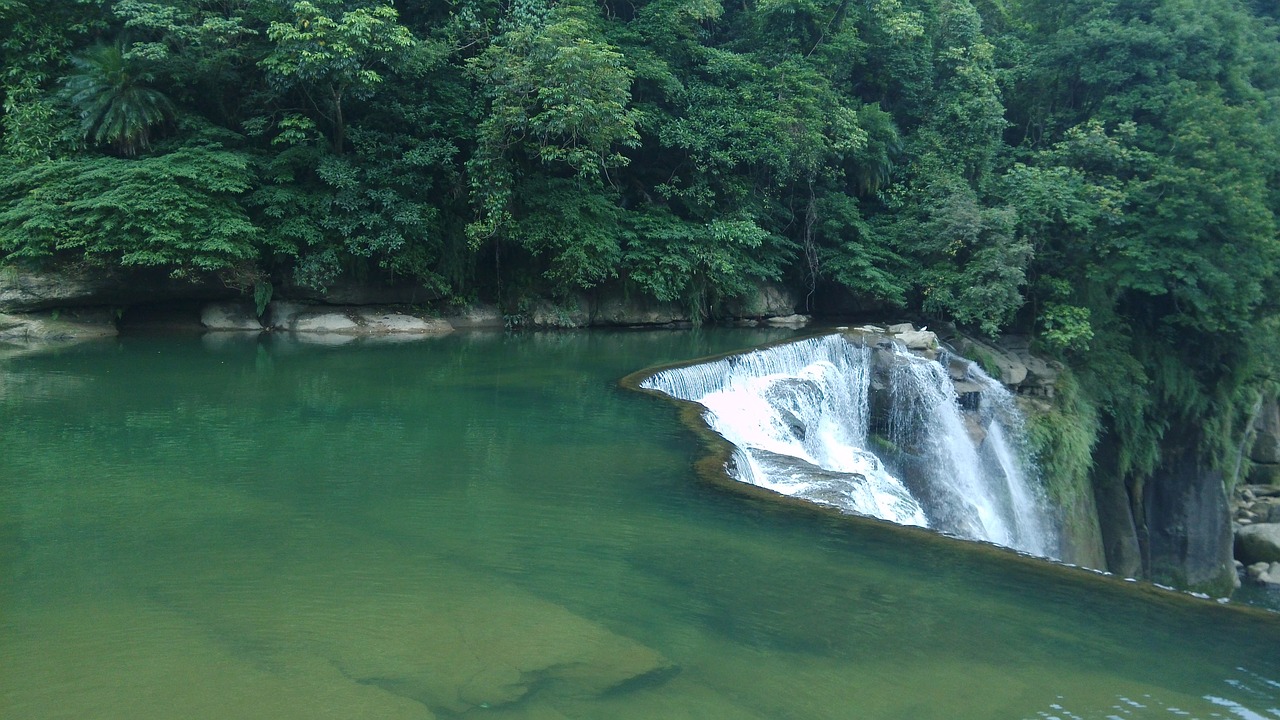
xmin=0 ymin=265 xmax=813 ymax=343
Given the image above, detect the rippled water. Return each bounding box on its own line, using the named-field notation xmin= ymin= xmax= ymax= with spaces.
xmin=2 ymin=330 xmax=1278 ymax=720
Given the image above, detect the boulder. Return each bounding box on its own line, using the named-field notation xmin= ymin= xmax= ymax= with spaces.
xmin=1016 ymin=353 xmax=1060 ymax=396
xmin=946 ymin=356 xmax=973 ymax=381
xmin=1258 ymin=499 xmax=1280 ymax=523
xmin=1236 ymin=523 xmax=1280 ymax=565
xmin=887 ymin=322 xmax=916 ymax=334
xmin=988 ymin=353 xmax=1028 ymax=386
xmin=1246 ymin=562 xmax=1271 ymax=583
xmin=0 ymin=309 xmax=118 ymax=342
xmin=950 ymin=381 xmax=984 ymax=414
xmin=201 ymin=302 xmax=263 ymax=331
xmin=1245 ymin=561 xmax=1280 ymax=586
xmin=766 ymin=314 xmax=811 ymax=328
xmin=895 ymin=329 xmax=938 ymax=351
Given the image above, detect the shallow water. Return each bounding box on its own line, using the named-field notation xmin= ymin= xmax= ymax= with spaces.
xmin=2 ymin=329 xmax=1278 ymax=720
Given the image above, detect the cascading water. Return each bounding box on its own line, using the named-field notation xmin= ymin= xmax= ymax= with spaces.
xmin=973 ymin=364 xmax=1054 ymax=557
xmin=641 ymin=333 xmax=1059 ymax=558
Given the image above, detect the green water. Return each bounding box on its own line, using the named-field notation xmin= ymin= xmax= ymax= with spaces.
xmin=2 ymin=330 xmax=1278 ymax=720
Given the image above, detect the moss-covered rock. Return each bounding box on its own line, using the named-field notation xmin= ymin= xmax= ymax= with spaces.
xmin=1021 ymin=369 xmax=1107 ymax=569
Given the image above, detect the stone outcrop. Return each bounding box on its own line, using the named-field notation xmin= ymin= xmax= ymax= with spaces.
xmin=946 ymin=335 xmax=1026 ymax=386
xmin=529 ymin=295 xmax=592 ymax=328
xmin=896 ymin=328 xmax=938 ymax=352
xmin=941 ymin=332 xmax=1061 ymax=397
xmin=592 ymin=292 xmax=687 ymax=326
xmin=722 ymin=282 xmax=797 ymax=319
xmin=1247 ymin=397 xmax=1280 ymax=483
xmin=1091 ymin=445 xmax=1144 ymax=579
xmin=1142 ymin=442 xmax=1236 ymax=593
xmin=266 ymin=302 xmax=453 ymax=336
xmin=0 ymin=309 xmax=119 ymax=342
xmin=3 ymin=265 xmax=813 ymax=334
xmin=442 ymin=304 xmax=504 ymax=329
xmin=1 ymin=264 xmax=231 ymax=313
xmin=200 ymin=301 xmax=263 ymax=331
xmin=1234 ymin=483 xmax=1280 ymax=524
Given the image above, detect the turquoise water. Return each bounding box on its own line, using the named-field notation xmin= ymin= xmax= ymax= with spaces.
xmin=2 ymin=329 xmax=1278 ymax=720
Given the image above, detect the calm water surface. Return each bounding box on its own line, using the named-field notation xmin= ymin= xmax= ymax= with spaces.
xmin=2 ymin=329 xmax=1278 ymax=720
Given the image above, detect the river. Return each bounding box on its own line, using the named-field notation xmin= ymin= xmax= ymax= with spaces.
xmin=2 ymin=329 xmax=1278 ymax=719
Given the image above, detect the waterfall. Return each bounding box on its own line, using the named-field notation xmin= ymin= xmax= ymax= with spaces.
xmin=641 ymin=333 xmax=1058 ymax=558
xmin=972 ymin=364 xmax=1055 ymax=557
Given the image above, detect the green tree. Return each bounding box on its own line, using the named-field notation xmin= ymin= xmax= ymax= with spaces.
xmin=111 ymin=0 xmax=267 ymax=127
xmin=0 ymin=0 xmax=108 ymax=162
xmin=63 ymin=42 xmax=175 ymax=156
xmin=466 ymin=0 xmax=639 ymax=246
xmin=0 ymin=127 xmax=260 ymax=275
xmin=994 ymin=0 xmax=1280 ymax=589
xmin=261 ymin=0 xmax=415 ymax=154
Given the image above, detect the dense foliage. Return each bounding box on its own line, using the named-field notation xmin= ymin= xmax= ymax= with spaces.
xmin=2 ymin=0 xmax=1279 ymax=538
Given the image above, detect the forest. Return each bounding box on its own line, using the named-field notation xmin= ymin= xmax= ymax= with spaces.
xmin=2 ymin=0 xmax=1279 ymax=559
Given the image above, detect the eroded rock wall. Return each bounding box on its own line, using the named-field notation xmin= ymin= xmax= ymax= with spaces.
xmin=1141 ymin=441 xmax=1236 ymax=594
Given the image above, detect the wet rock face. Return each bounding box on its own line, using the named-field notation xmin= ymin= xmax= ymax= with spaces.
xmin=722 ymin=282 xmax=796 ymax=319
xmin=201 ymin=301 xmax=263 ymax=331
xmin=265 ymin=302 xmax=454 ymax=336
xmin=0 ymin=309 xmax=119 ymax=342
xmin=1143 ymin=443 xmax=1235 ymax=594
xmin=940 ymin=333 xmax=1062 ymax=397
xmin=1 ymin=265 xmax=231 ymax=312
xmin=1247 ymin=398 xmax=1280 ymax=483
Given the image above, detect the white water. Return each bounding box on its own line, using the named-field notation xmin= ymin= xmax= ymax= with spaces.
xmin=641 ymin=334 xmax=1057 ymax=557
xmin=974 ymin=363 xmax=1054 ymax=556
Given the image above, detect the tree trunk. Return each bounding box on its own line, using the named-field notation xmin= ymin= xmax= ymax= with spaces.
xmin=332 ymin=88 xmax=345 ymax=155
